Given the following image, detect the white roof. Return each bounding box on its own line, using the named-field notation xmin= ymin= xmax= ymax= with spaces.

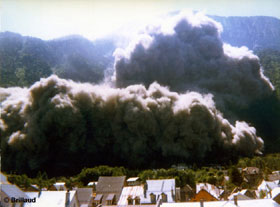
xmin=224 ymin=176 xmax=230 ymax=181
xmin=147 ymin=179 xmax=175 ymax=192
xmin=53 ymin=182 xmax=67 ymax=190
xmin=26 ymin=190 xmax=76 ymax=207
xmin=127 ymin=177 xmax=140 ymax=182
xmin=1 ymin=183 xmax=28 ymax=198
xmin=141 ymin=179 xmax=175 ymax=203
xmin=240 ymin=189 xmax=248 ymax=194
xmin=161 ymin=199 xmax=280 ymax=207
xmin=228 ymin=192 xmax=252 ymax=200
xmin=31 ymin=184 xmax=39 ymax=189
xmin=54 ymin=182 xmax=65 ymax=185
xmin=87 ymin=181 xmax=97 ymax=186
xmin=0 ymin=172 xmax=8 ymax=184
xmin=272 ymin=187 xmax=280 ymax=199
xmin=118 ymin=186 xmax=143 ymax=205
xmin=258 ymin=180 xmax=279 ymax=192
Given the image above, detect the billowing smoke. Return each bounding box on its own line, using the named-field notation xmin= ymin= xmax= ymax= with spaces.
xmin=1 ymin=11 xmax=278 ymax=176
xmin=1 ymin=75 xmax=263 ymax=175
xmin=114 ymin=11 xmax=273 ymax=114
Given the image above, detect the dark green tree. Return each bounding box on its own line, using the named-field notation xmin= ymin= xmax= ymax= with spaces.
xmin=229 ymin=166 xmax=243 ymax=186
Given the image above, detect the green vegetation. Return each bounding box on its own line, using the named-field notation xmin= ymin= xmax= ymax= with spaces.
xmin=138 ymin=168 xmax=196 ymax=188
xmin=257 ymin=49 xmax=280 ymax=98
xmin=0 ymin=32 xmax=115 ymax=87
xmin=228 ymin=166 xmax=243 ymax=186
xmin=5 ymin=153 xmax=280 ymax=191
xmin=77 ymin=166 xmax=127 ymax=186
xmin=7 ymin=171 xmax=55 ymax=191
xmin=194 ymin=167 xmax=225 ymax=186
xmin=0 ymin=33 xmax=52 ymax=87
xmin=237 ymin=153 xmax=280 ymax=170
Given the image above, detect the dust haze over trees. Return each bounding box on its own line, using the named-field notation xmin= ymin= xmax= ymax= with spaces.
xmin=1 ymin=11 xmax=280 ymax=176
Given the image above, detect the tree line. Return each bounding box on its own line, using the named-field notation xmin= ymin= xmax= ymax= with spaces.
xmin=5 ymin=153 xmax=280 ymax=191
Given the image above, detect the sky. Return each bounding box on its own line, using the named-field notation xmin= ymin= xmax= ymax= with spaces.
xmin=1 ymin=0 xmax=280 ymax=40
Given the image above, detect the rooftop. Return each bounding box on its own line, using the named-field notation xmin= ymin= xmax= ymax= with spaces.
xmin=196 ymin=183 xmax=223 ymax=199
xmin=76 ymin=188 xmax=93 ymax=204
xmin=1 ymin=183 xmax=28 ymax=198
xmin=272 ymin=187 xmax=280 ymax=199
xmin=127 ymin=177 xmax=140 ymax=182
xmin=96 ymin=176 xmax=126 ymax=193
xmin=95 ymin=176 xmax=126 ymax=205
xmin=141 ymin=179 xmax=176 ymax=204
xmin=243 ymin=167 xmax=260 ymax=175
xmin=118 ymin=186 xmax=144 ymax=205
xmin=161 ymin=199 xmax=280 ymax=207
xmin=0 ymin=172 xmax=8 ymax=184
xmin=146 ymin=179 xmax=175 ymax=192
xmin=26 ymin=190 xmax=76 ymax=207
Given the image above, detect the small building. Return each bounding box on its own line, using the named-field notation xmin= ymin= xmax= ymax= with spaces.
xmin=118 ymin=186 xmax=143 ymax=205
xmin=126 ymin=177 xmax=141 ymax=186
xmin=24 ymin=184 xmax=40 ymax=192
xmin=228 ymin=192 xmax=253 ymax=201
xmin=51 ymin=182 xmax=67 ymax=191
xmin=258 ymin=180 xmax=279 ymax=198
xmin=0 ymin=172 xmax=30 ymax=207
xmin=192 ymin=183 xmax=223 ymax=201
xmin=161 ymin=199 xmax=280 ymax=207
xmin=140 ymin=179 xmax=176 ymax=204
xmin=93 ymin=176 xmax=126 ymax=206
xmin=243 ymin=167 xmax=260 ymax=175
xmin=242 ymin=167 xmax=261 ymax=185
xmin=192 ymin=189 xmax=218 ymax=202
xmin=219 ymin=189 xmax=231 ymax=201
xmin=87 ymin=182 xmax=98 ymax=191
xmin=76 ymin=188 xmax=93 ymax=207
xmin=26 ymin=190 xmax=79 ymax=207
xmin=272 ymin=187 xmax=280 ymax=205
xmin=239 ymin=189 xmax=257 ymax=199
xmin=0 ymin=172 xmax=8 ymax=184
xmin=177 ymin=184 xmax=194 ymax=202
xmin=175 ymin=187 xmax=181 ymax=202
xmin=267 ymin=174 xmax=280 ymax=182
xmin=0 ymin=183 xmax=30 ymax=207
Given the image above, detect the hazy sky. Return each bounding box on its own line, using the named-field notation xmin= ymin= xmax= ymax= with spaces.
xmin=1 ymin=0 xmax=280 ymax=40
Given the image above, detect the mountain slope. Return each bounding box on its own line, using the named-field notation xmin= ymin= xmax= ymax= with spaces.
xmin=211 ymin=15 xmax=280 ymax=51
xmin=0 ymin=32 xmax=115 ymax=87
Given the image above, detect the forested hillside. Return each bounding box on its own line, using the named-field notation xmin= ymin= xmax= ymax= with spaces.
xmin=0 ymin=32 xmax=115 ymax=87
xmin=212 ymin=16 xmax=280 ymax=51
xmin=257 ymin=49 xmax=280 ymax=98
